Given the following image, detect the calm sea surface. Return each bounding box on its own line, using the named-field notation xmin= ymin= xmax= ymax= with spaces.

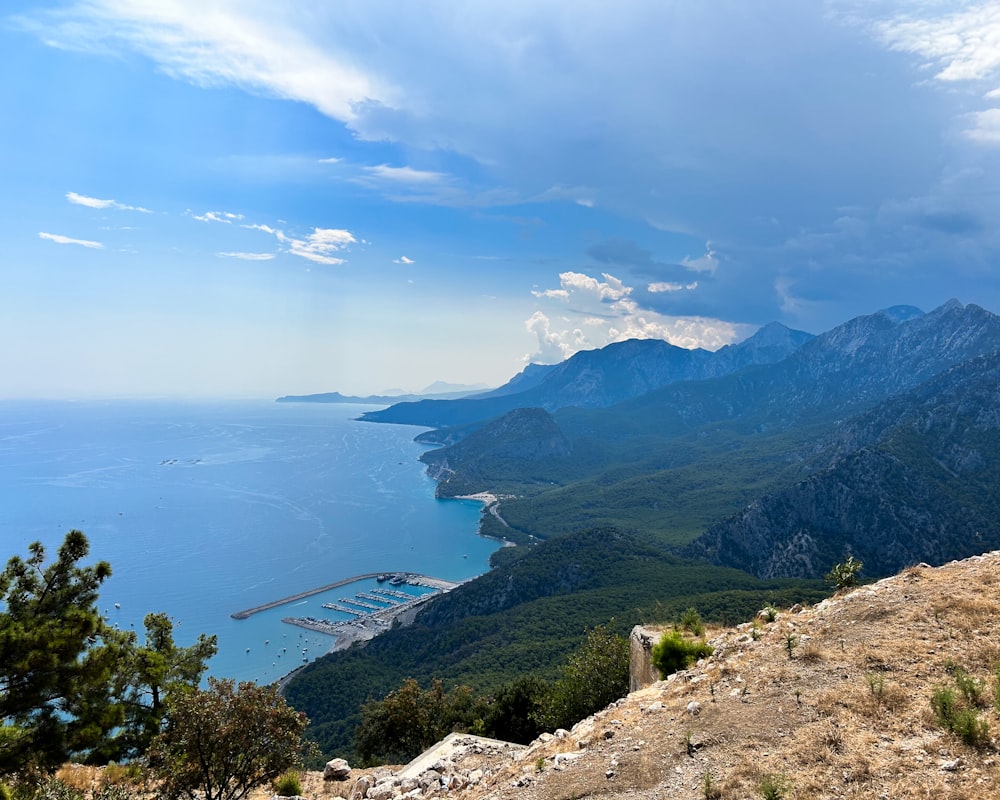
xmin=0 ymin=399 xmax=498 ymax=684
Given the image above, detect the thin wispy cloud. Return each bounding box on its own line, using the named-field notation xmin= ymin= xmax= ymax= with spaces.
xmin=39 ymin=231 xmax=104 ymax=249
xmin=393 ymin=256 xmax=415 ymax=264
xmin=17 ymin=2 xmax=387 ymax=123
xmin=363 ymin=165 xmax=447 ymax=184
xmin=193 ymin=211 xmax=244 ymax=224
xmin=66 ymin=191 xmax=151 ymax=212
xmin=217 ymin=252 xmax=275 ymax=261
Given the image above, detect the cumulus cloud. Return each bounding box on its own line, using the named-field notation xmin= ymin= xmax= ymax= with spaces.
xmin=39 ymin=231 xmax=104 ymax=249
xmin=524 ymin=311 xmax=580 ymax=364
xmin=965 ymin=108 xmax=1000 ymax=145
xmin=393 ymin=256 xmax=415 ymax=264
xmin=875 ymin=3 xmax=1000 ymax=86
xmin=527 ymin=269 xmax=747 ymax=362
xmin=277 ymin=227 xmax=356 ymax=265
xmin=237 ymin=218 xmax=361 ymax=265
xmin=66 ymin=191 xmax=151 ymax=212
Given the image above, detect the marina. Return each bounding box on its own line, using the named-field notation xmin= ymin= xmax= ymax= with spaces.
xmin=232 ymin=572 xmax=464 ymax=652
xmin=230 ymin=572 xmax=458 ymax=619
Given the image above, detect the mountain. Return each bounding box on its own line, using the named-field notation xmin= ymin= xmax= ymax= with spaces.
xmin=419 ymin=408 xmax=572 ymax=497
xmin=415 ymin=300 xmax=1000 ymax=552
xmin=469 ymin=362 xmax=558 ymax=399
xmin=685 ymin=347 xmax=1000 ymax=579
xmin=275 ymin=387 xmax=486 ymax=405
xmin=358 ymin=322 xmax=813 ymax=428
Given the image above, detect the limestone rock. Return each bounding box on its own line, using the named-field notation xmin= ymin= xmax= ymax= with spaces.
xmin=324 ymin=758 xmax=352 ymax=781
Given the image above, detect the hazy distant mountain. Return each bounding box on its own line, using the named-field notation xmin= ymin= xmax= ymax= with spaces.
xmin=275 ymin=386 xmax=487 ymax=405
xmin=419 ymin=380 xmax=493 ymax=395
xmin=359 ymin=321 xmax=814 ymax=427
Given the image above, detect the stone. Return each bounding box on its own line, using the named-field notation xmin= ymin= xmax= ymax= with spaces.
xmin=686 ymin=700 xmax=702 ymax=716
xmin=367 ymin=783 xmax=396 ymax=800
xmin=325 ymin=758 xmax=353 ymax=781
xmin=349 ymin=775 xmax=371 ymax=800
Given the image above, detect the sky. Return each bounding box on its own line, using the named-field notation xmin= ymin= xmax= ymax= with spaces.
xmin=2 ymin=1 xmax=1000 ymax=398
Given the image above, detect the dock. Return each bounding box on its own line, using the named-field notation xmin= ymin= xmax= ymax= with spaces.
xmin=231 ymin=572 xmax=461 ymax=619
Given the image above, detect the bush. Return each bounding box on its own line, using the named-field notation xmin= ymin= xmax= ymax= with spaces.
xmin=679 ymin=607 xmax=705 ymax=636
xmin=651 ymin=630 xmax=714 ymax=678
xmin=758 ymin=773 xmax=790 ymax=800
xmin=931 ymin=683 xmax=990 ymax=747
xmin=273 ymin=770 xmax=302 ymax=798
xmin=825 ymin=556 xmax=863 ymax=591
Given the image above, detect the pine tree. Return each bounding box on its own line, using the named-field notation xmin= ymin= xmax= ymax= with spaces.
xmin=0 ymin=531 xmax=120 ymax=775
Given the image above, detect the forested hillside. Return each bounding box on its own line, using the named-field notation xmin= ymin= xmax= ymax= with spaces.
xmin=288 ymin=300 xmax=1000 ymax=762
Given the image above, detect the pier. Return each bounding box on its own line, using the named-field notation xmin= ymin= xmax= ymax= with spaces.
xmin=231 ymin=572 xmax=461 ymax=619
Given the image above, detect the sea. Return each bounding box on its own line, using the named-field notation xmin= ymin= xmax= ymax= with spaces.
xmin=0 ymin=399 xmax=500 ymax=685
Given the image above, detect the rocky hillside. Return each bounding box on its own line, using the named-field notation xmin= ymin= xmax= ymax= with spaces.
xmin=685 ymin=347 xmax=1000 ymax=579
xmin=298 ymin=551 xmax=1000 ymax=800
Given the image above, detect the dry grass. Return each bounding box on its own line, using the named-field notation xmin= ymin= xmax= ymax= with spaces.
xmin=465 ymin=551 xmax=1000 ymax=800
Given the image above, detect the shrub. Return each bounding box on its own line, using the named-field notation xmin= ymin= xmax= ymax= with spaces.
xmin=758 ymin=772 xmax=790 ymax=799
xmin=273 ymin=770 xmax=302 ymax=798
xmin=825 ymin=556 xmax=863 ymax=591
xmin=932 ymin=683 xmax=991 ymax=747
xmin=679 ymin=607 xmax=705 ymax=636
xmin=651 ymin=630 xmax=714 ymax=678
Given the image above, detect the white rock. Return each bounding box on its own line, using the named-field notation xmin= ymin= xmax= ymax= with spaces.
xmin=324 ymin=758 xmax=353 ymax=781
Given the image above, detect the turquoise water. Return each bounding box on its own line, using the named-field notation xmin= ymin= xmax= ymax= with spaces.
xmin=0 ymin=400 xmax=499 ymax=684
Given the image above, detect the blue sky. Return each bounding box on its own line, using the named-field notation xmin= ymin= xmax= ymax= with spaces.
xmin=2 ymin=1 xmax=999 ymax=398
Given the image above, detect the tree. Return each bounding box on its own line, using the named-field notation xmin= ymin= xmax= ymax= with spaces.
xmin=483 ymin=676 xmax=549 ymax=744
xmin=149 ymin=677 xmax=312 ymax=800
xmin=354 ymin=679 xmax=488 ymax=766
xmin=98 ymin=612 xmax=217 ymax=761
xmin=542 ymin=624 xmax=630 ymax=731
xmin=0 ymin=531 xmax=123 ymax=776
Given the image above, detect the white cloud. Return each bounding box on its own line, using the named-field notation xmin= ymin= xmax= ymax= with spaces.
xmin=193 ymin=210 xmax=244 ymax=223
xmin=965 ymin=108 xmax=1000 ymax=145
xmin=364 ymin=164 xmax=447 ymax=184
xmin=66 ymin=191 xmax=151 ymax=212
xmin=39 ymin=231 xmax=104 ymax=249
xmin=876 ymin=3 xmax=1000 ymax=85
xmin=217 ymin=251 xmax=275 ymax=260
xmin=242 ymin=223 xmax=279 ymax=235
xmin=529 ymin=269 xmax=745 ymax=360
xmin=393 ymin=256 xmax=415 ymax=264
xmin=22 ymin=1 xmax=386 ymax=123
xmin=318 ymin=156 xmax=342 ymax=164
xmin=524 ymin=311 xmax=580 ymax=363
xmin=649 ymin=281 xmax=699 ymax=293
xmin=681 ymin=243 xmax=719 ymax=275
xmin=277 ymin=227 xmax=356 ymax=265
